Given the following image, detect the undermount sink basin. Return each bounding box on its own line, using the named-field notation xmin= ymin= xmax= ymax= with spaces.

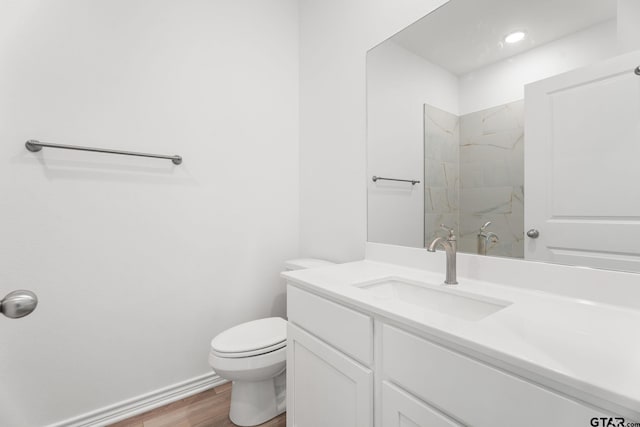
xmin=354 ymin=277 xmax=512 ymax=321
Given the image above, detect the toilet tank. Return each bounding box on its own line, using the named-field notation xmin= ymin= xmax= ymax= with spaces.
xmin=284 ymin=258 xmax=334 ymax=271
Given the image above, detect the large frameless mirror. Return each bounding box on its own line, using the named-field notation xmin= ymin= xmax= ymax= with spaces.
xmin=367 ymin=0 xmax=640 ymax=272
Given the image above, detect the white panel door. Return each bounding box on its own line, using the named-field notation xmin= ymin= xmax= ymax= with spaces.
xmin=286 ymin=324 xmax=373 ymax=427
xmin=525 ymin=50 xmax=640 ymax=271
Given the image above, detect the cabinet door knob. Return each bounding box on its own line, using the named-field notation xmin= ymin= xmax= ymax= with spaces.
xmin=526 ymin=229 xmax=540 ymax=239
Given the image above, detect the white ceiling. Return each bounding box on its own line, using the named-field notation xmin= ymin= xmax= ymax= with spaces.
xmin=390 ymin=0 xmax=617 ymax=75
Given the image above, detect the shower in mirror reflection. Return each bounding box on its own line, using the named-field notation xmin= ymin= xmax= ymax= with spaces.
xmin=424 ymin=100 xmax=524 ymax=258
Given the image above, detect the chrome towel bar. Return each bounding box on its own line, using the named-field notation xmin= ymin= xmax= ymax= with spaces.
xmin=372 ymin=176 xmax=420 ymax=185
xmin=25 ymin=140 xmax=182 ymax=165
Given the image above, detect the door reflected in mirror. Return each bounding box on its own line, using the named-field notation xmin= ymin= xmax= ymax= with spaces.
xmin=367 ymin=0 xmax=640 ymax=272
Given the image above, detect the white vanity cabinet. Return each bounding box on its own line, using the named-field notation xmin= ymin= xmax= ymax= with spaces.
xmin=382 ymin=324 xmax=605 ymax=427
xmin=287 ymin=286 xmax=374 ymax=427
xmin=287 ymin=284 xmax=610 ymax=427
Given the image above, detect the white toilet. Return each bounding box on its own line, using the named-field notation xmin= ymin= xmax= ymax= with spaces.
xmin=208 ymin=258 xmax=333 ymax=426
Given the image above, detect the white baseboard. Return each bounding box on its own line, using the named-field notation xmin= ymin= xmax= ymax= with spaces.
xmin=47 ymin=372 xmax=227 ymax=427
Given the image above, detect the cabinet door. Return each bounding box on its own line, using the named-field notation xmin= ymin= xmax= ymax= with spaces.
xmin=287 ymin=323 xmax=373 ymax=427
xmin=382 ymin=381 xmax=462 ymax=427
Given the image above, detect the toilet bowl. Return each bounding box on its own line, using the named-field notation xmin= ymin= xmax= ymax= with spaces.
xmin=208 ymin=258 xmax=333 ymax=426
xmin=209 ymin=317 xmax=287 ymax=426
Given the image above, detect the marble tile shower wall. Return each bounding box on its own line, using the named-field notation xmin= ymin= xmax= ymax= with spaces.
xmin=459 ymin=100 xmax=524 ymax=258
xmin=423 ymin=101 xmax=524 ymax=258
xmin=424 ymin=105 xmax=460 ymax=244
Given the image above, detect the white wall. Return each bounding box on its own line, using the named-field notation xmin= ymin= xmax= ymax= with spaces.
xmin=299 ymin=0 xmax=449 ymax=261
xmin=618 ymin=0 xmax=640 ymax=52
xmin=0 ymin=1 xmax=299 ymax=426
xmin=459 ymin=20 xmax=617 ymax=114
xmin=367 ymin=41 xmax=458 ymax=248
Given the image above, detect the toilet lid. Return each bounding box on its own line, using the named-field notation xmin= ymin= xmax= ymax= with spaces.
xmin=210 ymin=317 xmax=286 ymax=356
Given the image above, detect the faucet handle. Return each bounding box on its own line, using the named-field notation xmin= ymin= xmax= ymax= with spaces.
xmin=439 ymin=224 xmax=456 ymax=238
xmin=480 ymin=221 xmax=492 ymax=231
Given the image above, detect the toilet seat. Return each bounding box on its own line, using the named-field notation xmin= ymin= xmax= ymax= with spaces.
xmin=210 ymin=317 xmax=286 ymax=359
xmin=211 ymin=340 xmax=286 ymax=358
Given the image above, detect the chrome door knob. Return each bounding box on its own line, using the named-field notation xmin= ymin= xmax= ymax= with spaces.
xmin=526 ymin=229 xmax=540 ymax=239
xmin=1 ymin=290 xmax=38 ymax=319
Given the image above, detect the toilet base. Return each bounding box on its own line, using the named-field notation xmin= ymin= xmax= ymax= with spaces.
xmin=229 ymin=370 xmax=286 ymax=426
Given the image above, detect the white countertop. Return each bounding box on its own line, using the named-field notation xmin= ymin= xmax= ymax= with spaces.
xmin=283 ymin=260 xmax=640 ymax=419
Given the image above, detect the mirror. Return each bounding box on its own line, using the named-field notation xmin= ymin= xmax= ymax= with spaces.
xmin=367 ymin=0 xmax=640 ymax=272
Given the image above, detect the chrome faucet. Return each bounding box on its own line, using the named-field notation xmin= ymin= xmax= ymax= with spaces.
xmin=478 ymin=221 xmax=499 ymax=256
xmin=427 ymin=224 xmax=458 ymax=285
